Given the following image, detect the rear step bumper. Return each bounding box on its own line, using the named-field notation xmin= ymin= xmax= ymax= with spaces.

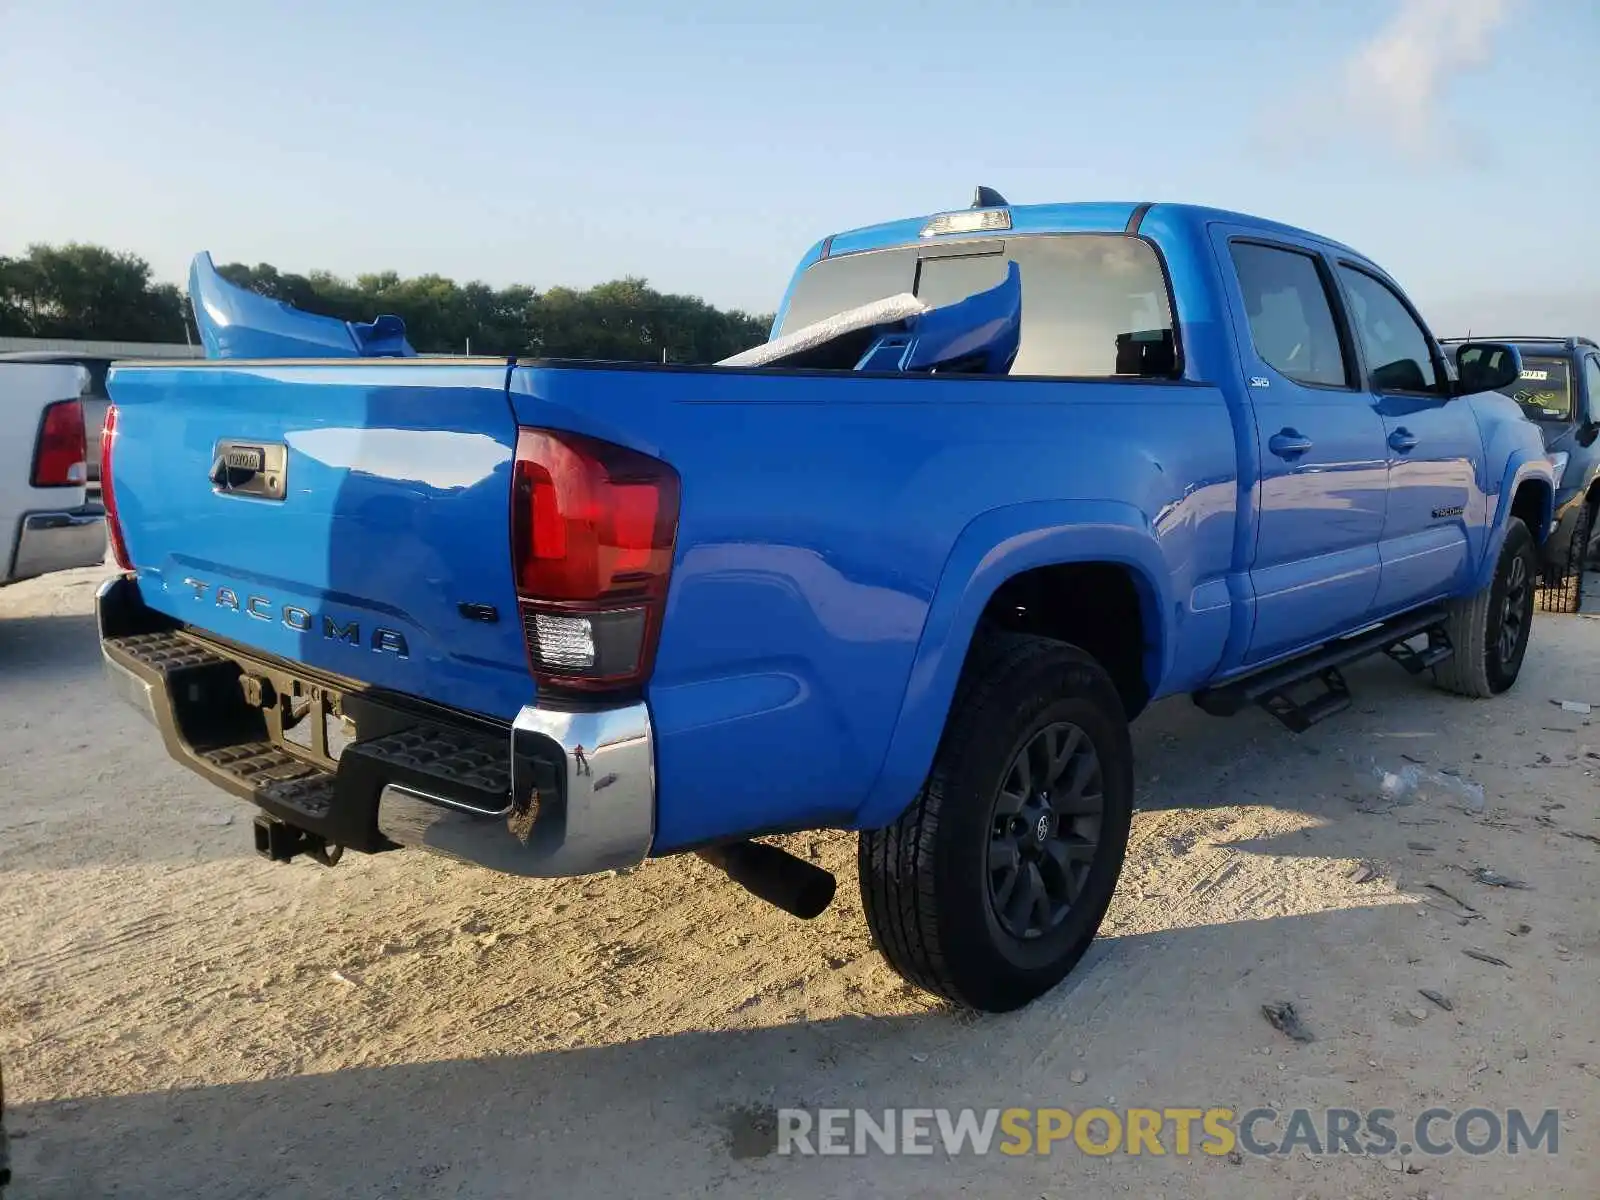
xmin=96 ymin=574 xmax=654 ymax=878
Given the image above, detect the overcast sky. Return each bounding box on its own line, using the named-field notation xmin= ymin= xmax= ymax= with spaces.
xmin=2 ymin=0 xmax=1596 ymax=333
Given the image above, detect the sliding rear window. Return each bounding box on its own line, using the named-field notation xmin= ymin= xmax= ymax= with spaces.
xmin=777 ymin=234 xmax=1179 ymax=378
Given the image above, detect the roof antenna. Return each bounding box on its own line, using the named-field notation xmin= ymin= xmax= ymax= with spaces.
xmin=972 ymin=185 xmax=1009 ymax=209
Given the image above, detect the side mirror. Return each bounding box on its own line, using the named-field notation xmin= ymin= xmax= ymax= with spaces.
xmin=1451 ymin=341 xmax=1523 ymax=396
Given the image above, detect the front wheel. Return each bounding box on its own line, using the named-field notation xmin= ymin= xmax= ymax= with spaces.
xmin=858 ymin=636 xmax=1134 ymax=1012
xmin=1433 ymin=517 xmax=1537 ymax=697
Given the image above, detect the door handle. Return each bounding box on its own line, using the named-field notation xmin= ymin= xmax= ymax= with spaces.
xmin=1268 ymin=430 xmax=1314 ymax=459
xmin=1388 ymin=428 xmax=1419 ymax=453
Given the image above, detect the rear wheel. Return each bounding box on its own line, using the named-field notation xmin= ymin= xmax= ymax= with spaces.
xmin=858 ymin=636 xmax=1133 ymax=1012
xmin=1433 ymin=517 xmax=1537 ymax=697
xmin=1536 ymin=503 xmax=1592 ymax=615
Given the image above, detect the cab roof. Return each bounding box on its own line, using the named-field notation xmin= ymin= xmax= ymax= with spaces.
xmin=816 ymin=200 xmax=1364 ymax=261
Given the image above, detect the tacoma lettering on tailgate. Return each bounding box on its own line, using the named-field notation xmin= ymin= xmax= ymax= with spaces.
xmin=181 ymin=577 xmax=410 ymax=657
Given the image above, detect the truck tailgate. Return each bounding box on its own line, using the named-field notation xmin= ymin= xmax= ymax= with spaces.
xmin=105 ymin=360 xmax=535 ymax=721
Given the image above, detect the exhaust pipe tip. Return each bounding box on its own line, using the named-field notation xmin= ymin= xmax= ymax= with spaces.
xmin=698 ymin=840 xmax=837 ymax=920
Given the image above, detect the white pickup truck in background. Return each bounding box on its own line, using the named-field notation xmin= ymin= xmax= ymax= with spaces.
xmin=0 ymin=360 xmax=106 ymax=585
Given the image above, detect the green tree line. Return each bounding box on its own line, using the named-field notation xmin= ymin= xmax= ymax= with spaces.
xmin=0 ymin=243 xmax=773 ymax=362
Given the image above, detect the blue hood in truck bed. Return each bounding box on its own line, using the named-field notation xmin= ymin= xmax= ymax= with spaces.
xmin=188 ymin=252 xmax=417 ymax=360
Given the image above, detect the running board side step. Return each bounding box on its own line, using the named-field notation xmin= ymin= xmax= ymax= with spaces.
xmin=1193 ymin=606 xmax=1452 ymax=733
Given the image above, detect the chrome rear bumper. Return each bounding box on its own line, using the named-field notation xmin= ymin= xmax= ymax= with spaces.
xmin=376 ymin=702 xmax=655 ymax=876
xmin=98 ymin=574 xmax=655 ymax=878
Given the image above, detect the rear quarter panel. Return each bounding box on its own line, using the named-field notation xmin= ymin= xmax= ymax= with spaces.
xmin=511 ymin=365 xmax=1238 ymax=849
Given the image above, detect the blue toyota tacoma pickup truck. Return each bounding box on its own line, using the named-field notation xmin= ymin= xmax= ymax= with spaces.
xmin=97 ymin=194 xmax=1555 ymax=1012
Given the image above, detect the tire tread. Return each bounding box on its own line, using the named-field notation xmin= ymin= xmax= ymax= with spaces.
xmin=859 ymin=634 xmax=1128 ymax=1009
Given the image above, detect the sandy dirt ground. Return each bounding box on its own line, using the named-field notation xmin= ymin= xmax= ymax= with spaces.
xmin=1 ymin=561 xmax=1597 ymax=1199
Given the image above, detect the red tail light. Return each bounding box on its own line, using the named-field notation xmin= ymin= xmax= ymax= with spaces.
xmin=511 ymin=428 xmax=680 ymax=692
xmin=100 ymin=404 xmax=132 ymax=570
xmin=31 ymin=398 xmax=87 ymax=487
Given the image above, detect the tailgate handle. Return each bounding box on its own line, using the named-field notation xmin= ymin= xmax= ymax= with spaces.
xmin=210 ymin=440 xmax=287 ymax=500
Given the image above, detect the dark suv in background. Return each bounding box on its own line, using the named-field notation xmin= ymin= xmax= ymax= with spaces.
xmin=1442 ymin=336 xmax=1600 ymax=612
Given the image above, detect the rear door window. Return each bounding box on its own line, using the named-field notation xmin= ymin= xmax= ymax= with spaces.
xmin=1228 ymin=242 xmax=1350 ymax=388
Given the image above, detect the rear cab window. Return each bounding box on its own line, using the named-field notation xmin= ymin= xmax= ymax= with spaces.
xmin=777 ymin=234 xmax=1179 ymax=379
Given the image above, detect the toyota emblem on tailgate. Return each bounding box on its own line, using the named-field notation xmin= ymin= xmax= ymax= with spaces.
xmin=224 ymin=446 xmax=264 ymax=472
